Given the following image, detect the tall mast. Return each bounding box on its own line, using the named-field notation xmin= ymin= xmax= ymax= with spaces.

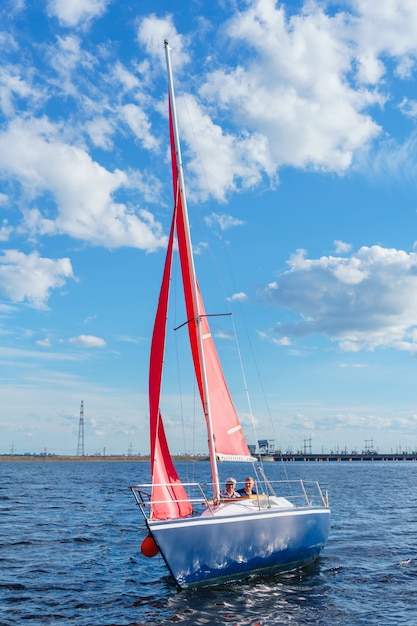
xmin=164 ymin=40 xmax=220 ymax=500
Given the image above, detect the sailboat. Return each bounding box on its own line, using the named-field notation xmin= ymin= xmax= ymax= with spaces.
xmin=130 ymin=40 xmax=330 ymax=589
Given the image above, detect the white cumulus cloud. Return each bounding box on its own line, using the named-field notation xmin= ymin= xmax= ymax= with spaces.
xmin=261 ymin=245 xmax=417 ymax=353
xmin=0 ymin=250 xmax=74 ymax=309
xmin=68 ymin=335 xmax=106 ymax=347
xmin=47 ymin=0 xmax=109 ymax=28
xmin=0 ymin=117 xmax=167 ymax=251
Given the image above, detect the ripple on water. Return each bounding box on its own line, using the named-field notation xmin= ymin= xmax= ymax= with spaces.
xmin=1 ymin=461 xmax=417 ymax=625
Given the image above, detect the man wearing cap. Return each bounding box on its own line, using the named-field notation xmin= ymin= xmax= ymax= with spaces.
xmin=220 ymin=477 xmax=241 ymax=499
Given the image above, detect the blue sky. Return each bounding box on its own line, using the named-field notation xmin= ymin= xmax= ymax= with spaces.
xmin=2 ymin=0 xmax=417 ymax=456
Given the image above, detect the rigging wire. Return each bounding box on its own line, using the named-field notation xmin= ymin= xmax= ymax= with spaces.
xmin=181 ymin=90 xmax=290 ymax=483
xmin=172 ymin=240 xmax=188 ymax=457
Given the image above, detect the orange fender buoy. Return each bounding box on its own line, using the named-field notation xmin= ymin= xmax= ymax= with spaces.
xmin=141 ymin=534 xmax=159 ymax=557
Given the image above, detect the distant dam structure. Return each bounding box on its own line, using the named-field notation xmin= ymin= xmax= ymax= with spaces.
xmin=251 ymin=438 xmax=417 ymax=462
xmin=274 ymin=451 xmax=417 ymax=462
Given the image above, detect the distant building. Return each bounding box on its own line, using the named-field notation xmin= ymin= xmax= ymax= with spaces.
xmin=258 ymin=439 xmax=275 ymax=455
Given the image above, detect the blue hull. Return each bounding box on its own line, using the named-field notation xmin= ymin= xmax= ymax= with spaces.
xmin=149 ymin=505 xmax=330 ymax=588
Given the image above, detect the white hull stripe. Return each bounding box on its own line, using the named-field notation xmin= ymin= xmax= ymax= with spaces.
xmin=150 ymin=507 xmax=330 ymax=531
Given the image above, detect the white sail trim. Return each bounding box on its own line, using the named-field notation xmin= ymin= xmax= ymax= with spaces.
xmin=227 ymin=424 xmax=242 ymax=435
xmin=216 ymin=453 xmax=258 ymax=463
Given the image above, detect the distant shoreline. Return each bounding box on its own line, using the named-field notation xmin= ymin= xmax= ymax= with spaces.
xmin=0 ymin=455 xmax=208 ymax=463
xmin=1 ymin=452 xmax=416 ymax=462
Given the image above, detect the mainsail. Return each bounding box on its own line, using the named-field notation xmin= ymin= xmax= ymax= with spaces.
xmin=169 ymin=96 xmax=252 ymax=463
xmin=148 ymin=67 xmax=253 ymax=520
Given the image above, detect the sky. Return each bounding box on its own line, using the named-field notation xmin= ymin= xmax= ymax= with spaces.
xmin=1 ymin=0 xmax=417 ymax=456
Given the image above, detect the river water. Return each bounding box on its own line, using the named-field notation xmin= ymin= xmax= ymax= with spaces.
xmin=1 ymin=460 xmax=416 ymax=625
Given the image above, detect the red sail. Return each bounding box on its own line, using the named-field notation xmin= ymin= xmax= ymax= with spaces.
xmin=148 ymin=88 xmax=252 ymax=522
xmin=149 ymin=210 xmax=192 ymax=520
xmin=177 ymin=210 xmax=252 ymax=459
xmin=171 ymin=103 xmax=252 ymax=463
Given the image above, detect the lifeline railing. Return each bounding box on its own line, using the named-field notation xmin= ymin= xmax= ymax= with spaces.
xmin=130 ymin=479 xmax=328 ymax=521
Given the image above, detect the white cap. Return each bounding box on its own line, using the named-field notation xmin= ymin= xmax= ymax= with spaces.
xmin=226 ymin=477 xmax=236 ymax=485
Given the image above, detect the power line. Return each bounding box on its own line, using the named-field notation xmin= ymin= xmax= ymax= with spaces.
xmin=76 ymin=400 xmax=85 ymax=456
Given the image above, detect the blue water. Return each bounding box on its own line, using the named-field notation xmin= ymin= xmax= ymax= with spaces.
xmin=1 ymin=460 xmax=416 ymax=625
